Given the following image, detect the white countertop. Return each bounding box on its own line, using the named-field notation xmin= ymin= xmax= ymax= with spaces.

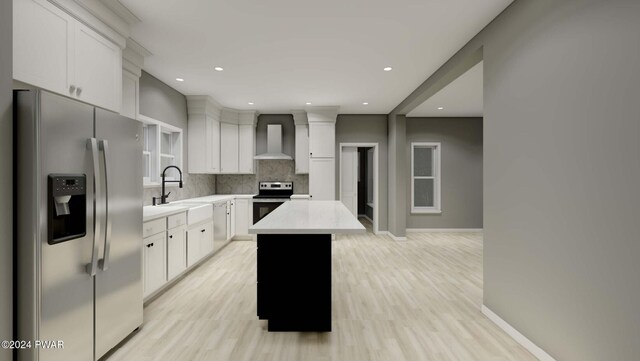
xmin=143 ymin=194 xmax=255 ymax=222
xmin=249 ymin=201 xmax=366 ymax=234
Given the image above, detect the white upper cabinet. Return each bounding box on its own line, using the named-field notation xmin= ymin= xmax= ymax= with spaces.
xmin=238 ymin=124 xmax=255 ymax=174
xmin=309 ymin=123 xmax=335 ymax=158
xmin=121 ymin=71 xmax=138 ymax=119
xmin=220 ymin=122 xmax=239 ymax=173
xmin=295 ymin=125 xmax=309 ymax=174
xmin=13 ymin=0 xmax=123 ymax=112
xmin=13 ymin=0 xmax=72 ymax=95
xmin=74 ymin=23 xmax=122 ymax=111
xmin=188 ymin=100 xmax=256 ymax=174
xmin=187 ymin=96 xmax=222 ymax=174
xmin=209 ymin=116 xmax=221 ymax=173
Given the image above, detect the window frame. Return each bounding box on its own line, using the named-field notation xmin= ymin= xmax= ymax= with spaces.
xmin=138 ymin=114 xmax=183 ymax=188
xmin=411 ymin=142 xmax=442 ymax=214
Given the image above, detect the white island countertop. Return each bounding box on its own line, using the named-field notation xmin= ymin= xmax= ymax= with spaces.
xmin=249 ymin=201 xmax=366 ymax=234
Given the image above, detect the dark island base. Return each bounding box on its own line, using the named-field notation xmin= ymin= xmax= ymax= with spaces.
xmin=257 ymin=233 xmax=332 ymax=332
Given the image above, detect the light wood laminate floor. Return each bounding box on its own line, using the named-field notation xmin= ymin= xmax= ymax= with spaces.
xmin=106 ymin=228 xmax=535 ymax=361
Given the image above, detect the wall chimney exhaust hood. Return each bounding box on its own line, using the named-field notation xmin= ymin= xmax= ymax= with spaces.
xmin=254 ymin=124 xmax=293 ymax=160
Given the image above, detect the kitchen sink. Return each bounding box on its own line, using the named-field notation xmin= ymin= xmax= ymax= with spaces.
xmin=165 ymin=202 xmax=213 ymax=225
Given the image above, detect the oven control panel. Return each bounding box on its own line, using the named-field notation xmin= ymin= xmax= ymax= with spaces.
xmin=259 ymin=182 xmax=292 ymax=190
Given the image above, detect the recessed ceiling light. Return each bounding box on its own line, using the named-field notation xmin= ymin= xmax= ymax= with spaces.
xmin=437 ymin=106 xmax=444 ymax=110
xmin=362 ymin=102 xmax=369 ymax=105
xmin=383 ymin=67 xmax=393 ymax=72
xmin=248 ymin=102 xmax=254 ymax=105
xmin=305 ymin=102 xmax=312 ymax=105
xmin=214 ymin=66 xmax=224 ymax=72
xmin=176 ymin=78 xmax=184 ymax=82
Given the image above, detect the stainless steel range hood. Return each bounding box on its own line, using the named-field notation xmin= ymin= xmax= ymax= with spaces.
xmin=254 ymin=124 xmax=293 ymax=160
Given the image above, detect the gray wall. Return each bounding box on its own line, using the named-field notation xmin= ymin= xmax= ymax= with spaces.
xmin=0 ymin=1 xmax=12 ymax=360
xmin=140 ymin=70 xmax=189 ymax=166
xmin=139 ymin=71 xmax=216 ymax=204
xmin=478 ymin=0 xmax=640 ymax=359
xmin=335 ymin=115 xmax=388 ymax=231
xmin=405 ymin=117 xmax=482 ymax=229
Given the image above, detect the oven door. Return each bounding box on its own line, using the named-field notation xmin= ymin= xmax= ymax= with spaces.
xmin=253 ymin=201 xmax=286 ymax=224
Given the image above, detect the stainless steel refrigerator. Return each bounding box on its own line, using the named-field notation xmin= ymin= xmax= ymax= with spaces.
xmin=15 ymin=90 xmax=143 ymax=361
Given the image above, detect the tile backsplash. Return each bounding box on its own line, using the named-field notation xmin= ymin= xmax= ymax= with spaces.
xmin=216 ymin=160 xmax=308 ymax=194
xmin=143 ymin=174 xmax=216 ymax=206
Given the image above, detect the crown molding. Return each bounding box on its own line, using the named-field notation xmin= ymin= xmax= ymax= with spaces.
xmin=220 ymin=108 xmax=259 ymax=125
xmin=122 ymin=38 xmax=151 ymax=77
xmin=99 ymin=0 xmax=141 ymax=25
xmin=238 ymin=110 xmax=259 ymax=126
xmin=306 ymin=106 xmax=340 ymax=124
xmin=290 ymin=110 xmax=308 ymax=125
xmin=186 ymin=95 xmax=223 ymax=119
xmin=47 ymin=0 xmax=128 ymax=47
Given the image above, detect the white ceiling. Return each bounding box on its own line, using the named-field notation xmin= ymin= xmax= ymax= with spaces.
xmin=121 ymin=0 xmax=510 ymax=114
xmin=407 ymin=61 xmax=483 ymax=117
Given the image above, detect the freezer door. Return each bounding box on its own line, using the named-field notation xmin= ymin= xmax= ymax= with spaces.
xmin=15 ymin=90 xmax=95 ymax=361
xmin=94 ymin=110 xmax=143 ymax=359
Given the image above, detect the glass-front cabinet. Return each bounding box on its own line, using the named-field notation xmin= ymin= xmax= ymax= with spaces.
xmin=139 ymin=114 xmax=183 ymax=187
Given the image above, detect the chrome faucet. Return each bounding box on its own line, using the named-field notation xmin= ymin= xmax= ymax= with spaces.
xmin=152 ymin=165 xmax=183 ymax=205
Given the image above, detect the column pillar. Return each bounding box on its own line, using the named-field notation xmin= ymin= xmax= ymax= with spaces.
xmin=387 ymin=113 xmax=407 ymax=240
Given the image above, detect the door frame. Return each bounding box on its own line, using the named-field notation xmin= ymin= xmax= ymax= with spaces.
xmin=338 ymin=143 xmax=379 ymax=234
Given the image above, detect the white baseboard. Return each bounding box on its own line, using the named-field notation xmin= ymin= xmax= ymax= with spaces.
xmin=406 ymin=228 xmax=483 ymax=233
xmin=482 ymin=305 xmax=555 ymax=361
xmin=378 ymin=231 xmax=407 ymax=241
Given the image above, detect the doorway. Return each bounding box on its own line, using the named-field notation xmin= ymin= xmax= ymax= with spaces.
xmin=339 ymin=143 xmax=379 ymax=234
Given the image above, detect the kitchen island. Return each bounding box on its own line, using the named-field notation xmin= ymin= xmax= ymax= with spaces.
xmin=249 ymin=200 xmax=365 ymax=332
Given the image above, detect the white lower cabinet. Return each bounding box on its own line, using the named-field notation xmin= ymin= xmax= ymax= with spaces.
xmin=309 ymin=158 xmax=336 ymax=200
xmin=187 ymin=221 xmax=214 ymax=267
xmin=167 ymin=226 xmax=187 ymax=281
xmin=201 ymin=221 xmax=215 ymax=256
xmin=229 ymin=200 xmax=236 ymax=240
xmin=143 ymin=232 xmax=166 ymax=298
xmin=234 ymin=198 xmax=250 ymax=237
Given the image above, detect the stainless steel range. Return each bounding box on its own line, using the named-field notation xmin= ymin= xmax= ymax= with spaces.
xmin=253 ymin=181 xmax=293 ymax=224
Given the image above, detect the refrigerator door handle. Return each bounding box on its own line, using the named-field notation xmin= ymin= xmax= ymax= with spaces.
xmin=98 ymin=139 xmax=112 ymax=271
xmin=86 ymin=138 xmax=101 ymax=276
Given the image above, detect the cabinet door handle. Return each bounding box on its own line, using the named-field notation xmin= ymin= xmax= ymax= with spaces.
xmin=201 ymin=229 xmax=205 ymax=233
xmin=76 ymin=87 xmax=83 ymax=96
xmin=169 ymin=235 xmax=173 ymax=239
xmin=69 ymin=85 xmax=76 ymax=94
